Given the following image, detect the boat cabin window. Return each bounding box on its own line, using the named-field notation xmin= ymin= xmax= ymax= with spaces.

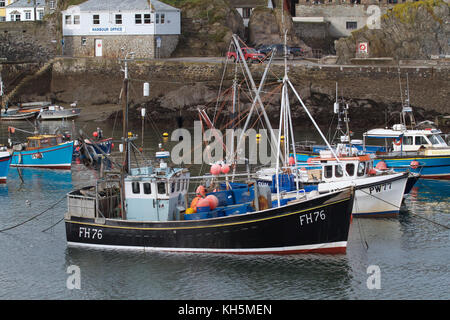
xmin=40 ymin=138 xmax=51 ymax=148
xmin=429 ymin=134 xmax=445 ymax=145
xmin=176 ymin=179 xmax=180 ymax=192
xmin=143 ymin=182 xmax=151 ymax=195
xmin=403 ymin=136 xmax=413 ymax=145
xmin=346 ymin=163 xmax=355 ymax=176
xmin=158 ymin=182 xmax=166 ymax=195
xmin=357 ymin=162 xmax=366 ymax=177
xmin=171 ymin=182 xmax=175 ymax=193
xmin=335 ymin=165 xmax=343 ymax=178
xmin=132 ymin=182 xmax=140 ymax=194
xmin=324 ymin=165 xmax=333 ymax=179
xmin=415 ymin=136 xmax=428 ymax=146
xmin=56 ymin=137 xmax=62 ymax=144
xmin=28 ymin=140 xmax=39 ymax=149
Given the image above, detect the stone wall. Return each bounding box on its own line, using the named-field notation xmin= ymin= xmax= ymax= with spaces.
xmin=0 ymin=20 xmax=60 ymax=62
xmin=48 ymin=58 xmax=449 ymax=114
xmin=63 ymin=34 xmax=179 ymax=59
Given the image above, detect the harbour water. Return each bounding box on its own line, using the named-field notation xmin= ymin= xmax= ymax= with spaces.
xmin=0 ymin=120 xmax=449 ymax=300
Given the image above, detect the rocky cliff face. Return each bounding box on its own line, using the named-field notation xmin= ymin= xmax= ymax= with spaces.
xmin=248 ymin=7 xmax=312 ymax=54
xmin=336 ymin=0 xmax=450 ymax=64
xmin=170 ymin=0 xmax=245 ymax=57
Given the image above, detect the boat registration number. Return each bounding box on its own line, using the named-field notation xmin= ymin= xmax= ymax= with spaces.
xmin=79 ymin=227 xmax=103 ymax=240
xmin=368 ymin=182 xmax=392 ymax=194
xmin=299 ymin=210 xmax=326 ymax=226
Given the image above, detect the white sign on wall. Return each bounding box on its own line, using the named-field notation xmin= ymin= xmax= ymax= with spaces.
xmin=90 ymin=26 xmax=126 ymax=33
xmin=358 ymin=42 xmax=368 ymax=54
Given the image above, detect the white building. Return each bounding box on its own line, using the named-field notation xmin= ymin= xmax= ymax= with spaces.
xmin=5 ymin=0 xmax=46 ymax=22
xmin=61 ymin=0 xmax=181 ymax=59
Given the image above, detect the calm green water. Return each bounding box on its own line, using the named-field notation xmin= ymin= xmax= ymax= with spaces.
xmin=0 ymin=119 xmax=449 ymax=300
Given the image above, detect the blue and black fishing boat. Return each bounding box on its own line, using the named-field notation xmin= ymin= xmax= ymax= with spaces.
xmin=64 ymin=40 xmax=355 ymax=255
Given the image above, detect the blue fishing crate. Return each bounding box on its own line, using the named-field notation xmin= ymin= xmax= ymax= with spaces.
xmin=206 ymin=190 xmax=235 ymax=206
xmin=232 ymin=186 xmax=254 ymax=204
xmin=184 ymin=212 xmax=210 ymax=220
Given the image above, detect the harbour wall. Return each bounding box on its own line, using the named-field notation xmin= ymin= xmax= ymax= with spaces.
xmin=2 ymin=57 xmax=449 ymax=127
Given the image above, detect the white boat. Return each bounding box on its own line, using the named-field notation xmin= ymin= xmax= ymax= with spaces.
xmin=310 ymin=150 xmax=409 ymax=217
xmin=37 ymin=105 xmax=81 ymax=120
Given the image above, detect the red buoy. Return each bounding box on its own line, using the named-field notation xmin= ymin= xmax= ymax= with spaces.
xmin=375 ymin=161 xmax=388 ymax=170
xmin=410 ymin=161 xmax=420 ymax=170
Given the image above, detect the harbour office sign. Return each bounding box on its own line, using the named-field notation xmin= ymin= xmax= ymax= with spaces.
xmin=90 ymin=26 xmax=125 ymax=33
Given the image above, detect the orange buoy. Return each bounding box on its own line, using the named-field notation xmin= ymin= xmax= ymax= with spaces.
xmin=375 ymin=161 xmax=388 ymax=170
xmin=205 ymin=194 xmax=219 ymax=210
xmin=210 ymin=164 xmax=221 ymax=175
xmin=410 ymin=161 xmax=420 ymax=170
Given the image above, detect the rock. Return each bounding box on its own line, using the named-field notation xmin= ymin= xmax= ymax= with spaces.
xmin=336 ymin=0 xmax=450 ymax=64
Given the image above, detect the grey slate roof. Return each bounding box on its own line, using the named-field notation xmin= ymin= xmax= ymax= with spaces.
xmin=76 ymin=0 xmax=179 ymax=12
xmin=6 ymin=0 xmax=46 ymax=8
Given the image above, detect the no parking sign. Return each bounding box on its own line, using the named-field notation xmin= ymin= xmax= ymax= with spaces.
xmin=358 ymin=42 xmax=368 ymax=54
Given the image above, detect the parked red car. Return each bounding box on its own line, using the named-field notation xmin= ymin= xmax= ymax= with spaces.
xmin=226 ymin=47 xmax=265 ymax=63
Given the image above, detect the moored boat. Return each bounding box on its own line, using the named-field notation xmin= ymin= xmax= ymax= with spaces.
xmin=0 ymin=147 xmax=11 ymax=183
xmin=37 ymin=105 xmax=81 ymax=120
xmin=10 ymin=134 xmax=74 ymax=169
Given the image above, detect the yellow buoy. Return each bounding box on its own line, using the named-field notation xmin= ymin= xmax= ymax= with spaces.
xmin=128 ymin=132 xmax=133 ymax=137
xmin=185 ymin=207 xmax=195 ymax=215
xmin=163 ymin=132 xmax=169 ymax=137
xmin=256 ymin=133 xmax=261 ymax=138
xmin=280 ymin=135 xmax=285 ymax=140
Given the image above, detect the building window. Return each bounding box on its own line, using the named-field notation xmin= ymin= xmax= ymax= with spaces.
xmin=73 ymin=15 xmax=80 ymax=24
xmin=346 ymin=21 xmax=357 ymax=30
xmin=115 ymin=14 xmax=122 ymax=24
xmin=49 ymin=0 xmax=55 ymax=10
xmin=160 ymin=13 xmax=165 ymax=24
xmin=242 ymin=8 xmax=251 ymax=19
xmin=11 ymin=14 xmax=20 ymax=21
xmin=93 ymin=14 xmax=100 ymax=25
xmin=38 ymin=10 xmax=44 ymax=20
xmin=65 ymin=15 xmax=71 ymax=25
xmin=25 ymin=11 xmax=31 ymax=20
xmin=81 ymin=37 xmax=87 ymax=46
xmin=135 ymin=14 xmax=142 ymax=24
xmin=155 ymin=13 xmax=159 ymax=24
xmin=144 ymin=13 xmax=151 ymax=24
xmin=0 ymin=17 xmax=5 ymax=22
xmin=0 ymin=1 xmax=5 ymax=7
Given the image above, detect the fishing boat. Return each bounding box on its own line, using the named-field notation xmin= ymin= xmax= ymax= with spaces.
xmin=0 ymin=108 xmax=39 ymax=121
xmin=0 ymin=147 xmax=11 ymax=183
xmin=64 ymin=44 xmax=355 ymax=255
xmin=9 ymin=131 xmax=74 ymax=169
xmin=73 ymin=128 xmax=113 ymax=165
xmin=37 ymin=105 xmax=81 ymax=120
xmin=362 ymin=124 xmax=450 ymax=180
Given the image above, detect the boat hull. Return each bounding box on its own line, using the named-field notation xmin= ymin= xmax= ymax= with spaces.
xmin=65 ymin=188 xmax=354 ymax=254
xmin=295 ymin=153 xmax=450 ymax=180
xmin=318 ymin=172 xmax=408 ymax=217
xmin=373 ymin=156 xmax=450 ymax=180
xmin=0 ymin=153 xmax=11 ymax=183
xmin=38 ymin=108 xmax=81 ymax=120
xmin=10 ymin=141 xmax=74 ymax=169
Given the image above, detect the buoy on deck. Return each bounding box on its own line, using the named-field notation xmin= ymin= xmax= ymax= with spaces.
xmin=205 ymin=194 xmax=219 ymax=210
xmin=375 ymin=161 xmax=388 ymax=170
xmin=163 ymin=132 xmax=169 ymax=137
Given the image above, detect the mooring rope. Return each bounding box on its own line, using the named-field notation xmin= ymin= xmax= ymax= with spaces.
xmin=359 ymin=185 xmax=449 ymax=229
xmin=0 ymin=195 xmax=66 ymax=233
